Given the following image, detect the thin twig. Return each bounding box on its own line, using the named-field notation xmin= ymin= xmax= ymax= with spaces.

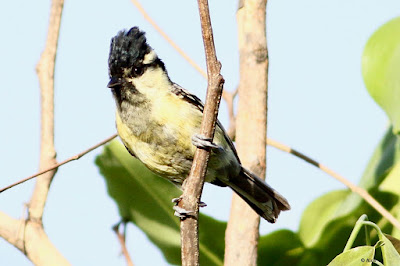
xmin=129 ymin=0 xmax=232 ymax=102
xmin=0 ymin=134 xmax=118 ymax=194
xmin=113 ymin=222 xmax=134 ymax=266
xmin=267 ymin=138 xmax=400 ymax=230
xmin=130 ymin=0 xmax=207 ymax=79
xmin=179 ymin=0 xmax=224 ymax=265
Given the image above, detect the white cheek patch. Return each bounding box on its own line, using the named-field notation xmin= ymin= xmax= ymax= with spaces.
xmin=143 ymin=50 xmax=158 ymax=64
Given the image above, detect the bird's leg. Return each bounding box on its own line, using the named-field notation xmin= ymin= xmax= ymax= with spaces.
xmin=191 ymin=134 xmax=223 ymax=153
xmin=171 ymin=196 xmax=207 ymax=219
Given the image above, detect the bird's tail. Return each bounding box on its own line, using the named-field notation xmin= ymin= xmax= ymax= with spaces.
xmin=227 ymin=167 xmax=290 ymax=223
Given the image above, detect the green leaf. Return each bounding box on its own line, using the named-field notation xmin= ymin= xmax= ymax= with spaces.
xmin=362 ymin=16 xmax=400 ymax=134
xmin=379 ymin=161 xmax=400 ymax=195
xmin=298 ymin=190 xmax=350 ymax=247
xmin=328 ymin=246 xmax=376 ymax=266
xmin=381 ymin=234 xmax=400 ymax=265
xmin=95 ymin=140 xmax=225 ymax=266
xmin=334 ymin=127 xmax=400 ymax=218
xmin=384 ymin=234 xmax=400 ymax=255
xmin=258 ymin=229 xmax=304 ymax=265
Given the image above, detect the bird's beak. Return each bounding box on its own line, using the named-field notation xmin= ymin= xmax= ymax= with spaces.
xmin=107 ymin=77 xmax=121 ymax=88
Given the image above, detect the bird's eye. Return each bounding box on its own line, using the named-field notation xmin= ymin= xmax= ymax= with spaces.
xmin=132 ymin=67 xmax=142 ymax=76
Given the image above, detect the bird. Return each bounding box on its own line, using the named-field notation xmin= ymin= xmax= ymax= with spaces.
xmin=107 ymin=26 xmax=290 ymax=223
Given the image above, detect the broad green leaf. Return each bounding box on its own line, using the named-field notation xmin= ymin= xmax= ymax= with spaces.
xmin=379 ymin=161 xmax=400 ymax=195
xmin=297 ymin=189 xmax=397 ymax=265
xmin=362 ymin=17 xmax=400 ymax=134
xmin=359 ymin=127 xmax=400 ymax=190
xmin=298 ymin=190 xmax=349 ymax=247
xmin=95 ymin=140 xmax=225 ymax=266
xmin=384 ymin=234 xmax=400 ymax=255
xmin=258 ymin=229 xmax=304 ymax=265
xmin=334 ymin=127 xmax=400 ymax=218
xmin=381 ymin=234 xmax=400 ymax=265
xmin=328 ymin=246 xmax=375 ymax=266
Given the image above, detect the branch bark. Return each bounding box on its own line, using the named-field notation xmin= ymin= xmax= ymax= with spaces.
xmin=225 ymin=0 xmax=268 ymax=265
xmin=179 ymin=0 xmax=224 ymax=265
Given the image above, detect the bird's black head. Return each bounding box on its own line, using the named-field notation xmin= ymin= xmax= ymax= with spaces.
xmin=108 ymin=27 xmax=165 ymax=84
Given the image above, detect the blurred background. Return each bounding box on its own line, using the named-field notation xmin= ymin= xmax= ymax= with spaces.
xmin=1 ymin=0 xmax=399 ymax=265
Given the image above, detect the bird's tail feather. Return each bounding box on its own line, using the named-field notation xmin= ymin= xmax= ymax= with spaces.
xmin=226 ymin=167 xmax=290 ymax=223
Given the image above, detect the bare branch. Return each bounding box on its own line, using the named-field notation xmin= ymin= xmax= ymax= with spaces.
xmin=28 ymin=0 xmax=64 ymax=223
xmin=224 ymin=89 xmax=237 ymax=140
xmin=267 ymin=138 xmax=400 ymax=230
xmin=0 ymin=134 xmax=117 ymax=193
xmin=225 ymin=1 xmax=268 ymax=265
xmin=113 ymin=222 xmax=134 ymax=266
xmin=0 ymin=211 xmax=25 ymax=251
xmin=179 ymin=0 xmax=224 ymax=265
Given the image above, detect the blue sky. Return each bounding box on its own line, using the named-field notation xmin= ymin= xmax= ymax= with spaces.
xmin=1 ymin=0 xmax=399 ymax=265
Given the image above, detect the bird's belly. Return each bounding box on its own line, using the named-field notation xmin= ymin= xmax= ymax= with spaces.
xmin=116 ymin=110 xmax=196 ymax=184
xmin=116 ymin=106 xmax=239 ymax=186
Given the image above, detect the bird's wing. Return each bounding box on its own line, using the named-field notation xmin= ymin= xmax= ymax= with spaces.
xmin=170 ymin=83 xmax=241 ymax=162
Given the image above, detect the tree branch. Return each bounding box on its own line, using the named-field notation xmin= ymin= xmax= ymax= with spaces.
xmin=0 ymin=211 xmax=25 ymax=252
xmin=179 ymin=1 xmax=224 ymax=265
xmin=29 ymin=0 xmax=64 ymax=223
xmin=113 ymin=222 xmax=134 ymax=266
xmin=225 ymin=0 xmax=268 ymax=265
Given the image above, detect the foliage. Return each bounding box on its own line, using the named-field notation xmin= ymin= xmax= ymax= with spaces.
xmin=362 ymin=17 xmax=400 ymax=134
xmin=328 ymin=215 xmax=400 ymax=266
xmin=95 ymin=141 xmax=225 ymax=266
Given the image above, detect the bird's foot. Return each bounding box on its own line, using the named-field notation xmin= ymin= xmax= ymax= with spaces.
xmin=172 ymin=197 xmax=207 ymax=220
xmin=191 ymin=134 xmax=223 ymax=152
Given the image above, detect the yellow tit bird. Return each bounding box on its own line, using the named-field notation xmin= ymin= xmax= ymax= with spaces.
xmin=107 ymin=27 xmax=290 ymax=223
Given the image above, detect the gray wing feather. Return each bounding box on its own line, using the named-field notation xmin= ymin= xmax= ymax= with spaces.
xmin=170 ymin=83 xmax=241 ymax=163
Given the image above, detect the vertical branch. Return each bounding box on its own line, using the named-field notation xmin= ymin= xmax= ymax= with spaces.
xmin=179 ymin=0 xmax=224 ymax=265
xmin=29 ymin=0 xmax=64 ymax=223
xmin=225 ymin=0 xmax=268 ymax=265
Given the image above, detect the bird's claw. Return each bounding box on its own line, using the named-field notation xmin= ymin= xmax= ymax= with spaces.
xmin=173 ymin=205 xmax=195 ymax=219
xmin=191 ymin=134 xmax=223 ymax=152
xmin=172 ymin=197 xmax=207 ymax=220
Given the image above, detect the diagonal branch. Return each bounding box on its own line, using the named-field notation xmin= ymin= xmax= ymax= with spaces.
xmin=130 ymin=0 xmax=233 ymax=103
xmin=113 ymin=222 xmax=134 ymax=266
xmin=179 ymin=0 xmax=224 ymax=265
xmin=130 ymin=0 xmax=207 ymax=79
xmin=267 ymin=139 xmax=400 ymax=230
xmin=0 ymin=134 xmax=117 ymax=193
